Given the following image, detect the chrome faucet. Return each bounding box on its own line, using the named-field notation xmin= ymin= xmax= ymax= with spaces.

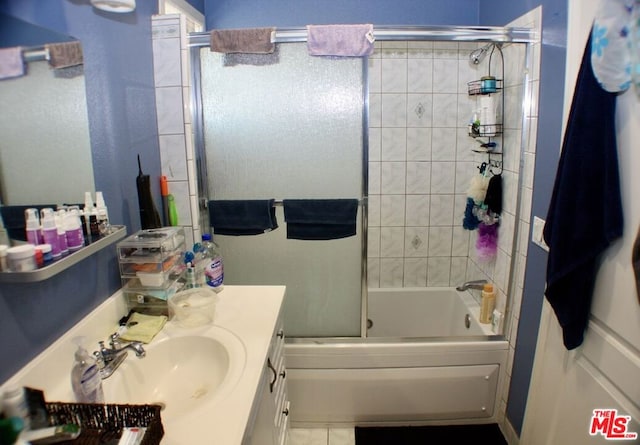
xmin=93 ymin=332 xmax=145 ymax=379
xmin=456 ymin=279 xmax=488 ymax=291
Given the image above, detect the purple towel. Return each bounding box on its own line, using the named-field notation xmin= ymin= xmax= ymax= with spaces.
xmin=0 ymin=47 xmax=25 ymax=80
xmin=210 ymin=28 xmax=275 ymax=54
xmin=307 ymin=24 xmax=375 ymax=57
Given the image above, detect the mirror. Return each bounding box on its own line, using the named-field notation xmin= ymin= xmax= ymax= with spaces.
xmin=0 ymin=13 xmax=95 ymax=239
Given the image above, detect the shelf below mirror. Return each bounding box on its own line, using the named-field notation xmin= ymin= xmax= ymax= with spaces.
xmin=0 ymin=225 xmax=127 ymax=283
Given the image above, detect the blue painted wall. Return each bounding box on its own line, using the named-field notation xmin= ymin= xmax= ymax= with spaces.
xmin=185 ymin=0 xmax=205 ymax=15
xmin=0 ymin=0 xmax=160 ymax=383
xmin=204 ymin=0 xmax=480 ymax=29
xmin=480 ymin=0 xmax=568 ymax=435
xmin=0 ymin=13 xmax=74 ymax=46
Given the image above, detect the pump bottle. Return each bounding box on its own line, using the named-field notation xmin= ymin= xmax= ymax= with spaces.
xmin=40 ymin=208 xmax=61 ymax=260
xmin=479 ymin=283 xmax=496 ymax=324
xmin=71 ymin=337 xmax=104 ymax=404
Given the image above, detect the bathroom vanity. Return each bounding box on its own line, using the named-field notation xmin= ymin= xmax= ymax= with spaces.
xmin=0 ymin=285 xmax=288 ymax=445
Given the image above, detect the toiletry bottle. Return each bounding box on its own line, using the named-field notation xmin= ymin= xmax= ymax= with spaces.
xmin=65 ymin=209 xmax=85 ymax=252
xmin=84 ymin=192 xmax=100 ymax=239
xmin=2 ymin=385 xmax=30 ymax=431
xmin=479 ymin=95 xmax=497 ymax=136
xmin=95 ymin=191 xmax=110 ymax=235
xmin=55 ymin=209 xmax=69 ymax=257
xmin=201 ymin=233 xmax=224 ymax=293
xmin=24 ymin=208 xmax=42 ymax=246
xmin=183 ymin=251 xmax=198 ymax=289
xmin=40 ymin=208 xmax=60 ymax=260
xmin=479 ymin=283 xmax=496 ymax=324
xmin=192 ymin=242 xmax=206 ymax=287
xmin=71 ymin=337 xmax=104 ymax=404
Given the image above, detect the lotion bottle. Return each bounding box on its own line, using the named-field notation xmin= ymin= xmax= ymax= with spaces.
xmin=24 ymin=208 xmax=42 ymax=246
xmin=65 ymin=209 xmax=85 ymax=252
xmin=71 ymin=337 xmax=104 ymax=404
xmin=479 ymin=283 xmax=496 ymax=324
xmin=40 ymin=208 xmax=60 ymax=260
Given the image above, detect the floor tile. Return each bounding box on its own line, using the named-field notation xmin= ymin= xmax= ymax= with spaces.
xmin=288 ymin=428 xmax=329 ymax=445
xmin=329 ymin=428 xmax=356 ymax=445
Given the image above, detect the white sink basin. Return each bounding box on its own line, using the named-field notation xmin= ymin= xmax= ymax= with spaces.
xmin=2 ymin=286 xmax=286 ymax=445
xmin=104 ymin=326 xmax=246 ymax=421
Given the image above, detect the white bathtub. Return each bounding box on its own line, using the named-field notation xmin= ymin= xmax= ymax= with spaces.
xmin=367 ymin=287 xmax=493 ymax=337
xmin=285 ymin=287 xmax=509 ymax=427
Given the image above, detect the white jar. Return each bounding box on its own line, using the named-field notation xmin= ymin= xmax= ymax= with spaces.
xmin=2 ymin=385 xmax=30 ymax=430
xmin=6 ymin=245 xmax=37 ymax=272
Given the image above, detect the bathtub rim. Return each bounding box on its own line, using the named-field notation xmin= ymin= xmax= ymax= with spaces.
xmin=285 ymin=334 xmax=506 ymax=346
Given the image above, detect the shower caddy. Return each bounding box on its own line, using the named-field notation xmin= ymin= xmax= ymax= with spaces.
xmin=467 ymin=46 xmax=504 ymax=175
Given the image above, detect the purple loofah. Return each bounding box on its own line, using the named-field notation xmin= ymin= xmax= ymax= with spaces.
xmin=476 ymin=223 xmax=499 ymax=260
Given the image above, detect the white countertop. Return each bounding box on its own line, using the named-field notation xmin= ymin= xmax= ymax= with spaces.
xmin=1 ymin=285 xmax=286 ymax=445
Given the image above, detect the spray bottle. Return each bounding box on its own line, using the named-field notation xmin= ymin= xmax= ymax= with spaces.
xmin=95 ymin=191 xmax=110 ymax=235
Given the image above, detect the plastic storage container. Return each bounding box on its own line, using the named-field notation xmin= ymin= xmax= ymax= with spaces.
xmin=6 ymin=245 xmax=37 ymax=272
xmin=168 ymin=287 xmax=217 ymax=328
xmin=117 ymin=227 xmax=186 ymax=316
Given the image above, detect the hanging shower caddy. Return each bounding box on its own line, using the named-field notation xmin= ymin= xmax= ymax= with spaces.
xmin=467 ymin=46 xmax=504 ymax=174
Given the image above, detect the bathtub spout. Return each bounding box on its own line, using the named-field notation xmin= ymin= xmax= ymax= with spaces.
xmin=456 ymin=279 xmax=487 ymax=291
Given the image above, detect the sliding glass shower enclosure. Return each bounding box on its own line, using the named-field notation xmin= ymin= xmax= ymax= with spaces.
xmin=189 ymin=25 xmax=535 ymax=339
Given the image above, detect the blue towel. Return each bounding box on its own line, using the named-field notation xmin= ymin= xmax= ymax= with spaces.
xmin=542 ymin=32 xmax=623 ymax=350
xmin=209 ymin=199 xmax=278 ymax=236
xmin=283 ymin=199 xmax=359 ymax=240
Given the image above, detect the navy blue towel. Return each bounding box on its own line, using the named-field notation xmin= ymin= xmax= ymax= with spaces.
xmin=283 ymin=199 xmax=359 ymax=240
xmin=542 ymin=32 xmax=623 ymax=350
xmin=209 ymin=199 xmax=278 ymax=236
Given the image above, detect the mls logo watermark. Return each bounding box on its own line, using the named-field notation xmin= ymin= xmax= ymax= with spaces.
xmin=590 ymin=409 xmax=638 ymax=440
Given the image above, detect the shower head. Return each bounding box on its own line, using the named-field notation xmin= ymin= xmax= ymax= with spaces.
xmin=469 ymin=43 xmax=495 ymax=65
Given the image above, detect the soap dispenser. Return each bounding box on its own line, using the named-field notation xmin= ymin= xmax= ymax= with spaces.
xmin=71 ymin=337 xmax=104 ymax=404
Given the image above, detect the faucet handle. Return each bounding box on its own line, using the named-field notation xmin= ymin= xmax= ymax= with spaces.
xmin=93 ymin=350 xmax=105 ymax=370
xmin=109 ymin=332 xmax=121 ymax=349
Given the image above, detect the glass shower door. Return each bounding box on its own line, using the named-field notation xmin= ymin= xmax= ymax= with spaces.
xmin=199 ymin=43 xmax=364 ymax=337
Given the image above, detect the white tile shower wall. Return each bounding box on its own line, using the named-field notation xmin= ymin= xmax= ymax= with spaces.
xmin=152 ymin=14 xmax=201 ymax=248
xmin=367 ymin=40 xmax=513 ymax=291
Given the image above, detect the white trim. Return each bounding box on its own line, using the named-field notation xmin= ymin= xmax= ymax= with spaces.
xmin=158 ymin=0 xmax=204 ymax=26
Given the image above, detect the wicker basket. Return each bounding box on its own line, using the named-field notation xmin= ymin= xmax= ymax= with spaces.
xmin=44 ymin=402 xmax=164 ymax=445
